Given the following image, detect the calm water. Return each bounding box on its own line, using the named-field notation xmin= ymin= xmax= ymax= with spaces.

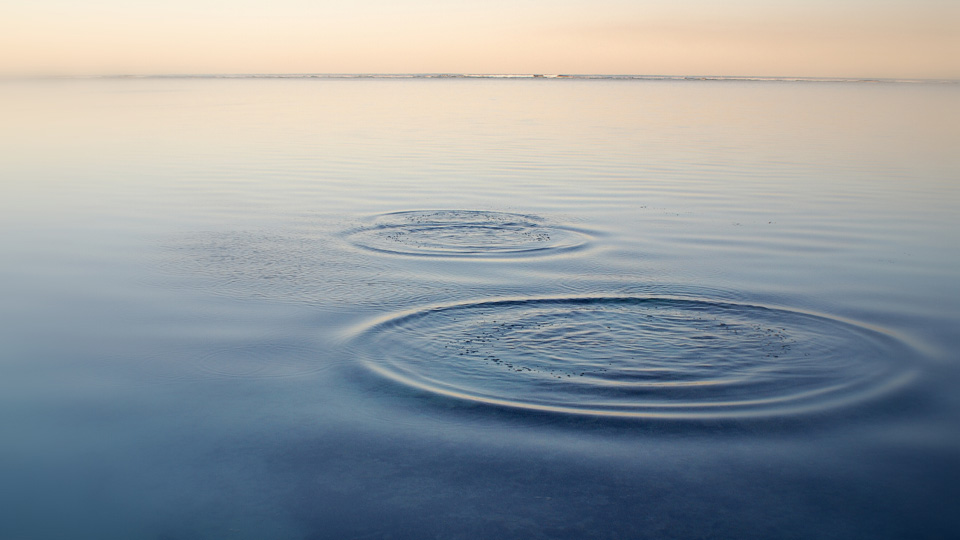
xmin=1 ymin=78 xmax=959 ymax=539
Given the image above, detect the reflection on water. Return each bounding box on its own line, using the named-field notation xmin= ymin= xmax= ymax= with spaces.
xmin=0 ymin=78 xmax=958 ymax=539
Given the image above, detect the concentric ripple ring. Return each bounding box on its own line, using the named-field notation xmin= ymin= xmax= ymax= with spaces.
xmin=343 ymin=210 xmax=593 ymax=258
xmin=350 ymin=297 xmax=916 ymax=419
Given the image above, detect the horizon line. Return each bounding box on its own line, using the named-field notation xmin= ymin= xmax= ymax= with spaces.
xmin=2 ymin=73 xmax=957 ymax=84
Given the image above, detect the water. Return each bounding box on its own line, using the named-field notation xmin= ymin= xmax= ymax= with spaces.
xmin=1 ymin=77 xmax=958 ymax=539
xmin=343 ymin=210 xmax=593 ymax=258
xmin=353 ymin=296 xmax=914 ymax=419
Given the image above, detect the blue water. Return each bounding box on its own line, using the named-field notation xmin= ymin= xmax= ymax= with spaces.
xmin=1 ymin=78 xmax=958 ymax=539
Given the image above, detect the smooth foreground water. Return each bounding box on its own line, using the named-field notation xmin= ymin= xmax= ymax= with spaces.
xmin=1 ymin=78 xmax=958 ymax=539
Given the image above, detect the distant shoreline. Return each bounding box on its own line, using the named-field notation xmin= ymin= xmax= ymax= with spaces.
xmin=2 ymin=73 xmax=957 ymax=84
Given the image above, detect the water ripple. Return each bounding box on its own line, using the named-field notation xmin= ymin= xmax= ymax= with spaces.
xmin=350 ymin=297 xmax=916 ymax=419
xmin=343 ymin=210 xmax=593 ymax=258
xmin=150 ymin=229 xmax=458 ymax=307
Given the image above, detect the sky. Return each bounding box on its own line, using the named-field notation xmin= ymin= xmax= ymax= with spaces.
xmin=1 ymin=0 xmax=957 ymax=78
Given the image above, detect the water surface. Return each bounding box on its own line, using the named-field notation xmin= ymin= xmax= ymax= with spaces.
xmin=1 ymin=77 xmax=958 ymax=539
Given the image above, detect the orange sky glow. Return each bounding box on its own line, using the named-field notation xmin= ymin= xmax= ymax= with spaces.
xmin=1 ymin=0 xmax=957 ymax=78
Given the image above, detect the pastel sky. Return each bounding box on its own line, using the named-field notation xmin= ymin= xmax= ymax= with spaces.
xmin=2 ymin=0 xmax=957 ymax=78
